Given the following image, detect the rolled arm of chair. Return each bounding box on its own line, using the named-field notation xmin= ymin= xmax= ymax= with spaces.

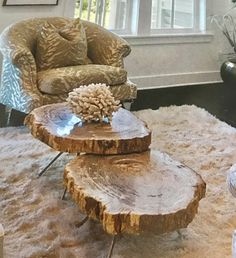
xmin=82 ymin=20 xmax=131 ymax=68
xmin=0 ymin=42 xmax=43 ymax=113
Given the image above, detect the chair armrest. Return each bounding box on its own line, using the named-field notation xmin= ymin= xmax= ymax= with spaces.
xmin=0 ymin=24 xmax=37 ymax=67
xmin=0 ymin=54 xmax=43 ymax=113
xmin=82 ymin=20 xmax=131 ymax=68
xmin=0 ymin=42 xmax=43 ymax=112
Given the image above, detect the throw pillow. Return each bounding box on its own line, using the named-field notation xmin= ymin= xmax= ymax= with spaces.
xmin=35 ymin=18 xmax=87 ymax=70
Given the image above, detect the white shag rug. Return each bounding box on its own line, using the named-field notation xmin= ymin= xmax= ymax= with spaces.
xmin=1 ymin=105 xmax=236 ymax=258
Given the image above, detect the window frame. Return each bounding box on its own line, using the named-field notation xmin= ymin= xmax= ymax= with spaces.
xmin=74 ymin=0 xmax=206 ymax=36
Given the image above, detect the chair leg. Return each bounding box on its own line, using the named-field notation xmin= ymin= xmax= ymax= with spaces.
xmin=5 ymin=107 xmax=12 ymax=127
xmin=122 ymin=100 xmax=133 ymax=111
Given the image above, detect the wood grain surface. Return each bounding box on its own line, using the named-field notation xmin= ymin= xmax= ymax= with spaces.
xmin=25 ymin=103 xmax=151 ymax=154
xmin=64 ymin=150 xmax=206 ymax=235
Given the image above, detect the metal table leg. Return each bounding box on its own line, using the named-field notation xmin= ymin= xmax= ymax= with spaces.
xmin=75 ymin=216 xmax=89 ymax=228
xmin=0 ymin=224 xmax=4 ymax=258
xmin=61 ymin=187 xmax=67 ymax=200
xmin=38 ymin=152 xmax=63 ymax=177
xmin=107 ymin=235 xmax=118 ymax=258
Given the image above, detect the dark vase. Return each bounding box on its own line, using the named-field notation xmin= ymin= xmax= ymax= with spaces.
xmin=221 ymin=59 xmax=236 ymax=85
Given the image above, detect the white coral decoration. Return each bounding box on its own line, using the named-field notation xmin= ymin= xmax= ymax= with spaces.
xmin=66 ymin=83 xmax=121 ymax=123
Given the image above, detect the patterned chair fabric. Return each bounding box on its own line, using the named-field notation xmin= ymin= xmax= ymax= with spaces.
xmin=35 ymin=19 xmax=88 ymax=70
xmin=37 ymin=64 xmax=127 ymax=95
xmin=0 ymin=17 xmax=137 ymax=113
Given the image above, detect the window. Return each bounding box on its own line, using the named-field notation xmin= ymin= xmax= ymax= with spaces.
xmin=151 ymin=0 xmax=194 ymax=29
xmin=74 ymin=0 xmax=133 ymax=34
xmin=74 ymin=0 xmax=206 ymax=36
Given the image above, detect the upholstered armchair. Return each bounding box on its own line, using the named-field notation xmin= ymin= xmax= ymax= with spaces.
xmin=0 ymin=17 xmax=137 ymax=114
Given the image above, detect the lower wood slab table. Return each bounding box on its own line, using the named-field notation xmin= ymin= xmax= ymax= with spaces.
xmin=64 ymin=150 xmax=206 ymax=235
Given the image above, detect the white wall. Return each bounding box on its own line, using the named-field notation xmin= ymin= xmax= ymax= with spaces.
xmin=0 ymin=0 xmax=234 ymax=89
xmin=0 ymin=1 xmax=75 ymax=30
xmin=124 ymin=35 xmax=221 ymax=89
xmin=125 ymin=0 xmax=236 ymax=89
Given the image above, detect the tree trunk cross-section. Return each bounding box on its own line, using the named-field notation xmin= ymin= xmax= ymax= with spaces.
xmin=25 ymin=103 xmax=151 ymax=154
xmin=64 ymin=150 xmax=206 ymax=235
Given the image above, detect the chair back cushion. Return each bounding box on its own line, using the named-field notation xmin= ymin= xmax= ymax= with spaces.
xmin=37 ymin=64 xmax=127 ymax=95
xmin=35 ymin=18 xmax=87 ymax=70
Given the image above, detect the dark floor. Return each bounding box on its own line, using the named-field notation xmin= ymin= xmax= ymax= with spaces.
xmin=1 ymin=82 xmax=236 ymax=128
xmin=131 ymin=82 xmax=236 ymax=128
xmin=0 ymin=104 xmax=26 ymax=127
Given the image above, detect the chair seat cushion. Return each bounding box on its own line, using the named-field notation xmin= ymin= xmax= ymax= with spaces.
xmin=37 ymin=64 xmax=127 ymax=95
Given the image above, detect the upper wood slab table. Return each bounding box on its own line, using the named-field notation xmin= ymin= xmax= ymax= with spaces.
xmin=64 ymin=150 xmax=206 ymax=235
xmin=25 ymin=103 xmax=151 ymax=155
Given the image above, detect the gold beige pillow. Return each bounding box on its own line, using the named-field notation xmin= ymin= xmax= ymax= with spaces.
xmin=35 ymin=18 xmax=87 ymax=70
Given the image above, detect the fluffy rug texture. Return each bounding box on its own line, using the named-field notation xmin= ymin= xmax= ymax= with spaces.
xmin=1 ymin=105 xmax=236 ymax=258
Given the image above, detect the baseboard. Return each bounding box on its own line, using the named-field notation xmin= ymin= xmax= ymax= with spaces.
xmin=129 ymin=71 xmax=222 ymax=90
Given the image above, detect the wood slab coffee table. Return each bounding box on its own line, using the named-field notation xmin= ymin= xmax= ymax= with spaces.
xmin=25 ymin=102 xmax=206 ymax=257
xmin=64 ymin=150 xmax=206 ymax=235
xmin=25 ymin=102 xmax=151 ymax=177
xmin=25 ymin=103 xmax=151 ymax=155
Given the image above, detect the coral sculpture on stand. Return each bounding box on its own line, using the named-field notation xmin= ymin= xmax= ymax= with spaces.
xmin=66 ymin=83 xmax=120 ymax=123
